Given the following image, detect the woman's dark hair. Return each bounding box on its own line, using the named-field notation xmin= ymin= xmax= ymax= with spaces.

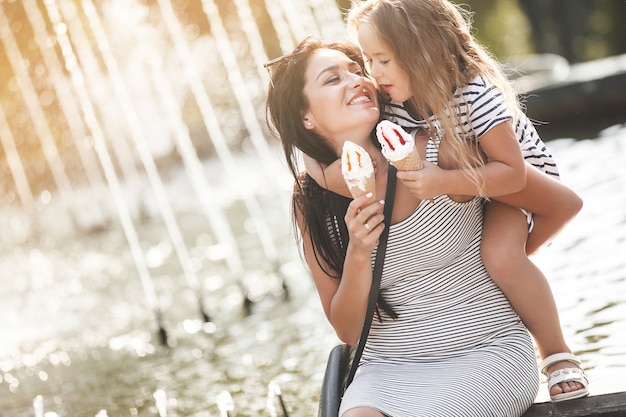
xmin=265 ymin=36 xmax=396 ymax=320
xmin=266 ymin=36 xmax=369 ymax=176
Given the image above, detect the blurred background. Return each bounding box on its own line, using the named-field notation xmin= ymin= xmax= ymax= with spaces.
xmin=0 ymin=0 xmax=625 ymax=416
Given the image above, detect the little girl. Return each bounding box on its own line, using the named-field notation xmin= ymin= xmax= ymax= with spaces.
xmin=305 ymin=0 xmax=588 ymax=402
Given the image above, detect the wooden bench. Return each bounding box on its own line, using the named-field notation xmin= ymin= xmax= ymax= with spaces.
xmin=523 ymin=391 xmax=626 ymax=416
xmin=319 ymin=345 xmax=626 ymax=417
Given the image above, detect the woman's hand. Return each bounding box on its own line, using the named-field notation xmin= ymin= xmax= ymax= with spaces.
xmin=345 ymin=192 xmax=385 ymax=253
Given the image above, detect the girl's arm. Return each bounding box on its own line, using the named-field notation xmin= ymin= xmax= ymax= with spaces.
xmin=302 ymin=153 xmax=352 ymax=197
xmin=397 ymin=121 xmax=527 ymax=200
xmin=296 ymin=192 xmax=385 ymax=345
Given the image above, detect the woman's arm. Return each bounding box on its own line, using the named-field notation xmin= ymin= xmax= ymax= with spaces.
xmin=296 ymin=192 xmax=385 ymax=345
xmin=302 ymin=153 xmax=352 ymax=198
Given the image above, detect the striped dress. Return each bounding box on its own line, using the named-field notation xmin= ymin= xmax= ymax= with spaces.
xmin=384 ymin=75 xmax=560 ymax=178
xmin=338 ymin=138 xmax=540 ymax=417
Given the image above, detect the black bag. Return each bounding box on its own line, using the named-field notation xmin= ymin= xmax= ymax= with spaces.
xmin=318 ymin=344 xmax=354 ymax=417
xmin=317 ymin=166 xmax=397 ymax=417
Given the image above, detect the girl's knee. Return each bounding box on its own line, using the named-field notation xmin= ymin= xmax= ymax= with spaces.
xmin=480 ymin=239 xmax=520 ymax=282
xmin=555 ymin=190 xmax=583 ymax=221
xmin=568 ymin=193 xmax=584 ymax=217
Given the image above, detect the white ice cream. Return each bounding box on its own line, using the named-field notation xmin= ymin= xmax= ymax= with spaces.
xmin=341 ymin=141 xmax=374 ymax=192
xmin=376 ymin=120 xmax=415 ymax=161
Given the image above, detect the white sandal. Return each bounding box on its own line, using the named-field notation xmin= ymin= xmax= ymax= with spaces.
xmin=539 ymin=352 xmax=589 ymax=402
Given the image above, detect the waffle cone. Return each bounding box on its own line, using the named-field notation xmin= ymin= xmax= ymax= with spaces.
xmin=390 ymin=148 xmax=423 ymax=171
xmin=348 ymin=173 xmax=376 ymax=200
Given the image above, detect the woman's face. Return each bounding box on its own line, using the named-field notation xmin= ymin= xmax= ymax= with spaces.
xmin=358 ymin=24 xmax=412 ymax=103
xmin=301 ymin=48 xmax=380 ymax=152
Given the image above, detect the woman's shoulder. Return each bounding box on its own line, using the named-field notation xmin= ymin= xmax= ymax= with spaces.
xmin=295 ymin=174 xmax=352 ymax=209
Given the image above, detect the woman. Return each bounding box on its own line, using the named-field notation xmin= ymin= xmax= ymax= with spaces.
xmin=266 ymin=37 xmax=539 ymax=417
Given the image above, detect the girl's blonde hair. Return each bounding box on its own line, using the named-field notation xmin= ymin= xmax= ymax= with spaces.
xmin=347 ymin=0 xmax=521 ymax=195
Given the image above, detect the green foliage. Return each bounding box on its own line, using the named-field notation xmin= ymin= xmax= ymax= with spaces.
xmin=336 ymin=0 xmax=626 ymax=63
xmin=462 ymin=0 xmax=533 ymax=59
xmin=465 ymin=0 xmax=626 ymax=63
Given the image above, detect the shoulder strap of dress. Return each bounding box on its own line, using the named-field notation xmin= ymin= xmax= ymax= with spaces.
xmin=345 ymin=164 xmax=397 ymax=388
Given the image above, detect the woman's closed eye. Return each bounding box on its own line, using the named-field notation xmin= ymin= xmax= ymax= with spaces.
xmin=323 ymin=75 xmax=340 ymax=85
xmin=323 ymin=70 xmax=365 ymax=85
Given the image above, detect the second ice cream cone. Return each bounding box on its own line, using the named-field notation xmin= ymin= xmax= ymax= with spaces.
xmin=376 ymin=120 xmax=423 ymax=171
xmin=390 ymin=148 xmax=423 ymax=171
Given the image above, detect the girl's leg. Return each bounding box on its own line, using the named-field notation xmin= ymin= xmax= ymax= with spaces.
xmin=497 ymin=163 xmax=583 ymax=255
xmin=482 ymin=201 xmax=584 ymax=397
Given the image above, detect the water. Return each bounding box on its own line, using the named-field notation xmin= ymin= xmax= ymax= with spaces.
xmin=0 ymin=0 xmax=625 ymax=415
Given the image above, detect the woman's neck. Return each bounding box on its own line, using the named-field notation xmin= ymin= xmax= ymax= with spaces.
xmin=370 ymin=147 xmax=386 ymax=167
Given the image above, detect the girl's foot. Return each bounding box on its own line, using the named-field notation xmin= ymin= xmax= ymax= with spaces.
xmin=539 ymin=353 xmax=589 ymax=402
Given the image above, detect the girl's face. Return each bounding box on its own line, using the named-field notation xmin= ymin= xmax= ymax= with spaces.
xmin=301 ymin=48 xmax=380 ymax=153
xmin=358 ymin=24 xmax=412 ymax=103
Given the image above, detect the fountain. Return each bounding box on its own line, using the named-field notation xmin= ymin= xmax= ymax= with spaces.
xmin=156 ymin=0 xmax=284 ymax=291
xmin=0 ymin=4 xmax=76 ymax=215
xmin=0 ymin=103 xmax=35 ymax=212
xmin=0 ymin=0 xmax=349 ymax=412
xmin=1 ymin=0 xmax=342 ymax=340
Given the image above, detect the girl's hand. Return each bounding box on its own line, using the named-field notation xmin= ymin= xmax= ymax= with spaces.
xmin=396 ymin=160 xmax=445 ymax=201
xmin=344 ymin=192 xmax=385 ymax=253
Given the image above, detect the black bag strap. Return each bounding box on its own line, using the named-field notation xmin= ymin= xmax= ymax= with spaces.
xmin=345 ymin=164 xmax=397 ymax=388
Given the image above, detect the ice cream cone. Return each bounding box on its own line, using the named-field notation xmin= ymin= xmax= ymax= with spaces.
xmin=349 ymin=171 xmax=376 ymax=199
xmin=376 ymin=120 xmax=423 ymax=171
xmin=341 ymin=141 xmax=376 ymax=200
xmin=390 ymin=148 xmax=423 ymax=171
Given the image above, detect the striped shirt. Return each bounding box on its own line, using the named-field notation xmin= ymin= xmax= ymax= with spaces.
xmin=384 ymin=76 xmax=559 ymax=177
